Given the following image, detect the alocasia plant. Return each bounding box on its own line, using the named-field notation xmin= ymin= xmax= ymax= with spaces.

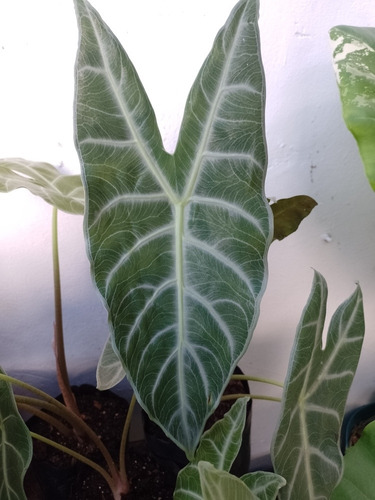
xmin=74 ymin=0 xmax=272 ymax=458
xmin=0 ymin=0 xmax=366 ymax=497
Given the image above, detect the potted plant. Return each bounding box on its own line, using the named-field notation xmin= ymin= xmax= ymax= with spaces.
xmin=0 ymin=0 xmax=365 ymax=498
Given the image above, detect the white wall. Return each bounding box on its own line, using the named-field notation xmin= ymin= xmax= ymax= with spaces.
xmin=1 ymin=0 xmax=375 ymax=461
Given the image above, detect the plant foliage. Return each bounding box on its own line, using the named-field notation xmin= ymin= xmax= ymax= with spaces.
xmin=74 ymin=0 xmax=271 ymax=457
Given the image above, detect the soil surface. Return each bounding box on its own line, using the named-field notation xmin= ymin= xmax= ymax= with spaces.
xmin=24 ymin=385 xmax=176 ymax=499
xmin=24 ymin=377 xmax=250 ymax=499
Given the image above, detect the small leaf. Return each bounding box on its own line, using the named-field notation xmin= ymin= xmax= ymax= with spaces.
xmin=241 ymin=471 xmax=286 ymax=500
xmin=271 ymin=271 xmax=365 ymax=500
xmin=96 ymin=336 xmax=126 ymax=390
xmin=0 ymin=368 xmax=32 ymax=500
xmin=270 ymin=195 xmax=317 ymax=241
xmin=174 ymin=397 xmax=249 ymax=500
xmin=331 ymin=420 xmax=375 ymax=499
xmin=330 ymin=26 xmax=375 ymax=191
xmin=0 ymin=158 xmax=84 ymax=214
xmin=198 ymin=462 xmax=257 ymax=500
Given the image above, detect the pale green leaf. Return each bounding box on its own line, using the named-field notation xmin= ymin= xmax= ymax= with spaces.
xmin=271 ymin=271 xmax=364 ymax=500
xmin=198 ymin=462 xmax=257 ymax=500
xmin=0 ymin=158 xmax=84 ymax=214
xmin=74 ymin=0 xmax=271 ymax=457
xmin=241 ymin=471 xmax=286 ymax=500
xmin=0 ymin=369 xmax=32 ymax=500
xmin=174 ymin=397 xmax=248 ymax=500
xmin=331 ymin=420 xmax=375 ymax=500
xmin=96 ymin=335 xmax=126 ymax=390
xmin=330 ymin=26 xmax=375 ymax=191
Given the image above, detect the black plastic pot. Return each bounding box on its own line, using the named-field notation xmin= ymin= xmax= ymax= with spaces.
xmin=143 ymin=366 xmax=252 ymax=477
xmin=341 ymin=402 xmax=375 ymax=452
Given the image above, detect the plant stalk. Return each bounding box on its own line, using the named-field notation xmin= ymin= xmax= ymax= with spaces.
xmin=1 ymin=374 xmax=121 ymax=484
xmin=119 ymin=393 xmax=136 ymax=483
xmin=231 ymin=374 xmax=284 ymax=388
xmin=52 ymin=206 xmax=81 ymax=419
xmin=221 ymin=393 xmax=282 ymax=403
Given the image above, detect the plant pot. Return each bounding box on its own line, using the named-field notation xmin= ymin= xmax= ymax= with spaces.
xmin=142 ymin=366 xmax=252 ymax=478
xmin=341 ymin=402 xmax=375 ymax=452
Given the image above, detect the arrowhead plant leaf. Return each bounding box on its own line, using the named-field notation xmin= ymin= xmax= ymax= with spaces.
xmin=74 ymin=0 xmax=271 ymax=457
xmin=271 ymin=271 xmax=365 ymax=500
xmin=0 ymin=368 xmax=32 ymax=500
xmin=330 ymin=26 xmax=375 ymax=191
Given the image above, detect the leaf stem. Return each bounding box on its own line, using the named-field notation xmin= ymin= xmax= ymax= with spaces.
xmin=52 ymin=207 xmax=81 ymax=419
xmin=221 ymin=393 xmax=282 ymax=403
xmin=0 ymin=374 xmax=119 ymax=482
xmin=119 ymin=393 xmax=136 ymax=482
xmin=231 ymin=374 xmax=284 ymax=388
xmin=29 ymin=431 xmax=115 ymax=489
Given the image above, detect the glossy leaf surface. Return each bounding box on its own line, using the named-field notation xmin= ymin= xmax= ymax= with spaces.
xmin=0 ymin=369 xmax=32 ymax=500
xmin=74 ymin=0 xmax=270 ymax=456
xmin=0 ymin=158 xmax=84 ymax=214
xmin=271 ymin=271 xmax=364 ymax=500
xmin=330 ymin=26 xmax=375 ymax=190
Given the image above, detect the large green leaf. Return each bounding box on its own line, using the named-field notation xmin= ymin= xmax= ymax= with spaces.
xmin=331 ymin=420 xmax=375 ymax=499
xmin=74 ymin=0 xmax=271 ymax=457
xmin=271 ymin=271 xmax=365 ymax=500
xmin=0 ymin=369 xmax=32 ymax=500
xmin=0 ymin=158 xmax=84 ymax=214
xmin=330 ymin=26 xmax=375 ymax=191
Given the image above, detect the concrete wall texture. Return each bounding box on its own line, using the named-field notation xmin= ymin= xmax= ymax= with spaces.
xmin=0 ymin=0 xmax=374 ymax=460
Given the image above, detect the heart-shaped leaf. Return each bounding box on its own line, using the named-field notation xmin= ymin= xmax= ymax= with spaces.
xmin=74 ymin=0 xmax=271 ymax=457
xmin=0 ymin=158 xmax=84 ymax=214
xmin=271 ymin=271 xmax=365 ymax=500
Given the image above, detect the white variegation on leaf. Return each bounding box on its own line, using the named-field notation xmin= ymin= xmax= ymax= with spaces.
xmin=271 ymin=271 xmax=365 ymax=500
xmin=330 ymin=26 xmax=375 ymax=190
xmin=74 ymin=0 xmax=271 ymax=457
xmin=0 ymin=158 xmax=84 ymax=214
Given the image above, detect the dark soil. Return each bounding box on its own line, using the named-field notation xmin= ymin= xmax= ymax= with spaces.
xmin=24 ymin=385 xmax=176 ymax=499
xmin=24 ymin=376 xmax=250 ymax=499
